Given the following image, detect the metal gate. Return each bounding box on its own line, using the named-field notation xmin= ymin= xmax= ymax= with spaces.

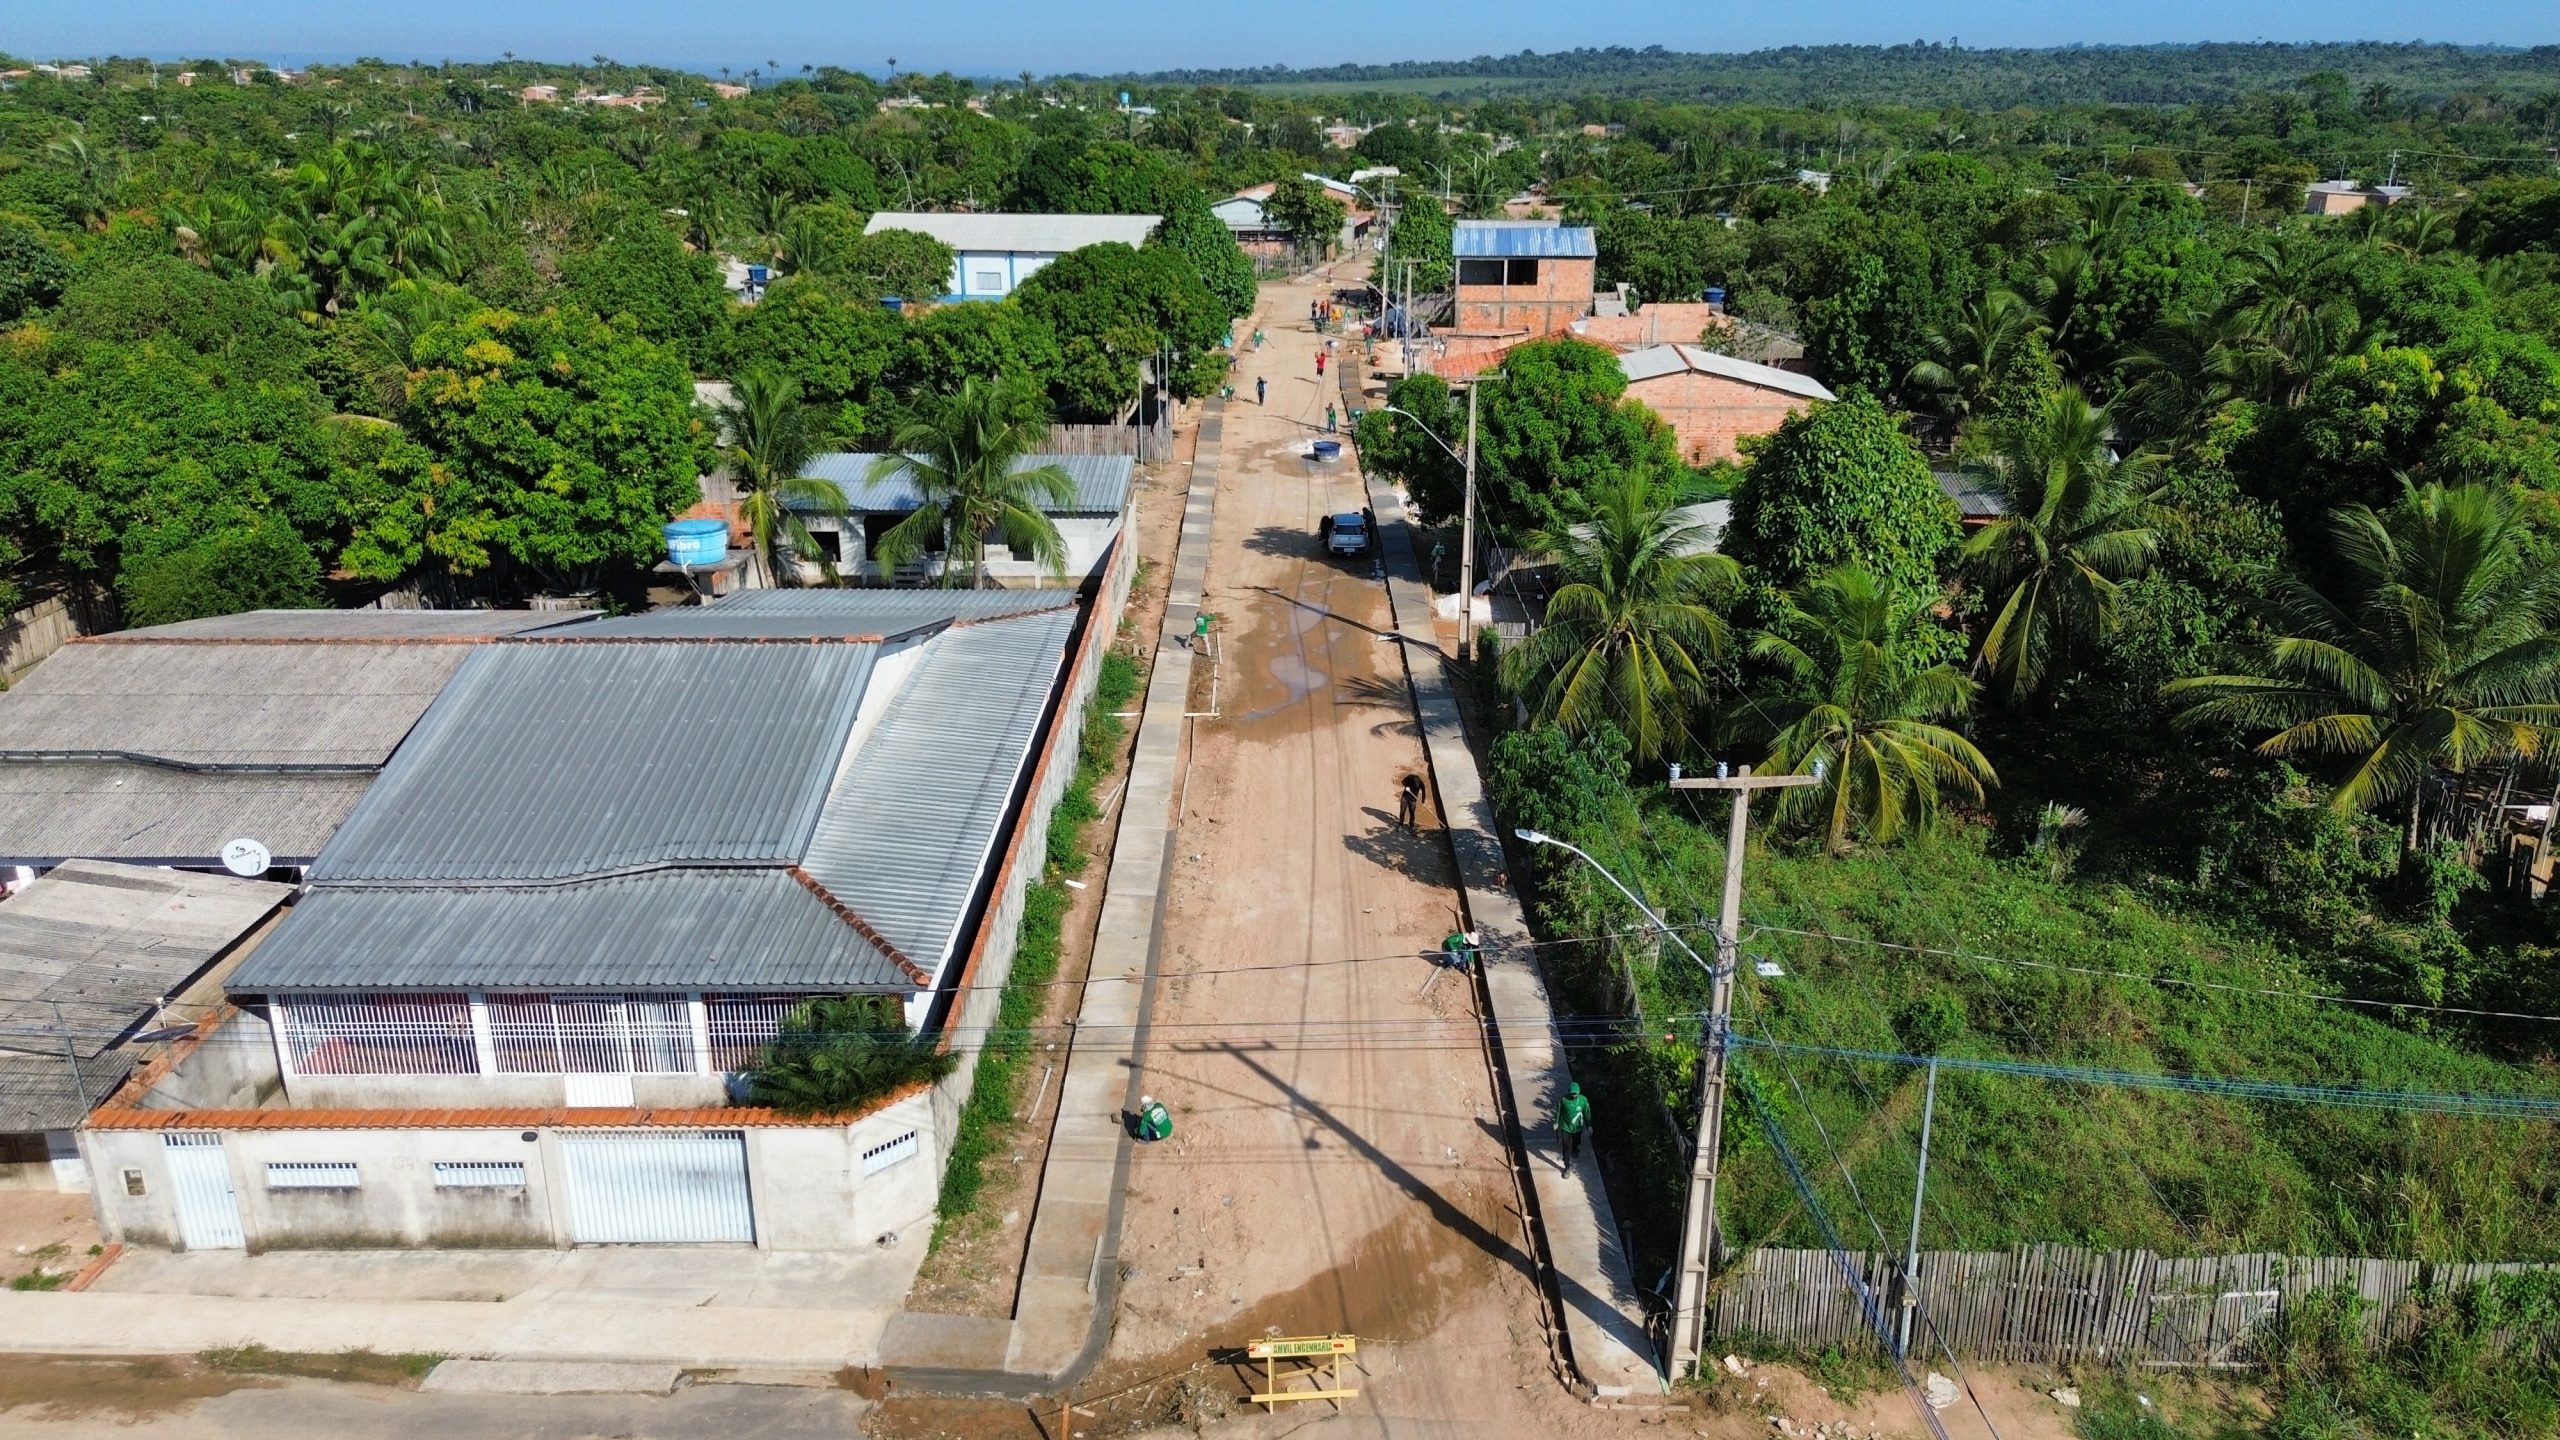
xmin=162 ymin=1133 xmax=245 ymax=1250
xmin=559 ymin=1129 xmax=753 ymax=1244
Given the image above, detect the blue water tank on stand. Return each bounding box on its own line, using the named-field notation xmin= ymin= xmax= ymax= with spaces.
xmin=1704 ymin=286 xmax=1727 ymax=309
xmin=664 ymin=518 xmax=730 ymax=567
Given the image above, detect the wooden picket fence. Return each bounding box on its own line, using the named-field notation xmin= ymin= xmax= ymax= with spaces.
xmin=1046 ymin=419 xmax=1173 ymax=458
xmin=1711 ymin=1245 xmax=2559 ymax=1368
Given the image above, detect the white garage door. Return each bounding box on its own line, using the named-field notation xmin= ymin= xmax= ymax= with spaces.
xmin=559 ymin=1129 xmax=754 ymax=1244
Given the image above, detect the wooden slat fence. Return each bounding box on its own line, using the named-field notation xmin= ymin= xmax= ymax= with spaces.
xmin=1712 ymin=1246 xmax=2506 ymax=1368
xmin=1046 ymin=419 xmax=1173 ymax=458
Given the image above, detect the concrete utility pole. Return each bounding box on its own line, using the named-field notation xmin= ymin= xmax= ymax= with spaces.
xmin=1457 ymin=376 xmax=1479 ymax=662
xmin=1663 ymin=766 xmax=1818 ymax=1377
xmin=1896 ymin=1057 xmax=1939 ymax=1358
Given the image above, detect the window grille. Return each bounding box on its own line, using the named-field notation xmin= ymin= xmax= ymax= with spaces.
xmin=433 ymin=1161 xmax=527 ymax=1188
xmin=704 ymin=995 xmax=800 ymax=1072
xmin=860 ymin=1130 xmax=920 ymax=1176
xmin=266 ymin=1161 xmax=359 ymax=1189
xmin=278 ymin=993 xmax=476 ymax=1075
xmin=491 ymin=993 xmax=697 ymax=1075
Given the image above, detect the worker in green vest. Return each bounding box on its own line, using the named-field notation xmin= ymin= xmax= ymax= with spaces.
xmin=1137 ymin=1094 xmax=1173 ymax=1143
xmin=1556 ymin=1083 xmax=1591 ymax=1171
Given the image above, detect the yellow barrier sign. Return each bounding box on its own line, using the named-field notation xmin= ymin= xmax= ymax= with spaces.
xmin=1245 ymin=1333 xmax=1358 ymax=1411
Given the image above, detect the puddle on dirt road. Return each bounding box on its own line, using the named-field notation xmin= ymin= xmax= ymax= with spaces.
xmin=0 ymin=1356 xmax=276 ymax=1420
xmin=1233 ymin=596 xmax=1333 ymax=726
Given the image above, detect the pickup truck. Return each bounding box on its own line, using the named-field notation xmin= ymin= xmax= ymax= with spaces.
xmin=1322 ymin=511 xmax=1370 ymax=556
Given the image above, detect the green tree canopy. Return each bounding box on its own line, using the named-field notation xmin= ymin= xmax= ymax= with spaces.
xmin=1011 ymin=241 xmax=1222 ymax=419
xmin=1724 ymin=392 xmax=1958 ymax=599
xmin=841 ymin=227 xmax=959 ymax=303
xmin=720 ymin=276 xmax=903 ymax=444
xmin=559 ymin=218 xmax=730 ymax=369
xmin=1149 ymin=186 xmax=1256 ymax=320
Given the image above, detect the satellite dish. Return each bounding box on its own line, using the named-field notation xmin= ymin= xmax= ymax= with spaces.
xmin=220 ymin=837 xmax=273 ymax=878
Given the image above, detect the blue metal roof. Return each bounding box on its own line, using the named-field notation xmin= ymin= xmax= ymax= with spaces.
xmin=798 ymin=453 xmax=1135 ymax=516
xmin=1454 ymin=221 xmax=1597 ymax=259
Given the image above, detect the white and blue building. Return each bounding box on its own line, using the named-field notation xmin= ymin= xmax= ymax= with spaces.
xmin=861 ymin=211 xmax=1162 ymax=302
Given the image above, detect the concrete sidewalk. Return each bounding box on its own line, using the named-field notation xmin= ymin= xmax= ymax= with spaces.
xmin=1360 ymin=460 xmax=1666 ymax=1397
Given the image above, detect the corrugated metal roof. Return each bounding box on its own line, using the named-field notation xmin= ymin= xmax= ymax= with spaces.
xmin=0 ymin=642 xmax=486 ymax=768
xmin=573 ymin=588 xmax=1072 ymax=640
xmin=226 ymin=871 xmax=909 ymax=993
xmin=862 ymin=211 xmax=1160 ymax=253
xmin=797 ymin=452 xmax=1134 ymax=516
xmin=309 ymin=641 xmax=879 ymax=885
xmin=1936 ymin=470 xmax=2010 ymax=519
xmin=1454 ymin=220 xmax=1598 ymax=258
xmin=1616 ymin=343 xmax=1836 ymax=402
xmin=95 ymin=609 xmax=583 ymax=642
xmin=0 ymin=762 xmax=371 ymax=867
xmin=802 ymin=607 xmax=1075 ymax=973
xmin=0 ymin=861 xmax=290 ymax=1130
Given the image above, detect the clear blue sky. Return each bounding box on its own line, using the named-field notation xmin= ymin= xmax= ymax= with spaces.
xmin=10 ymin=0 xmax=2553 ymax=77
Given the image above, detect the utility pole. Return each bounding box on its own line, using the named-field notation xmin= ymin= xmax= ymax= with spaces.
xmin=1895 ymin=1057 xmax=1939 ymax=1358
xmin=1456 ymin=378 xmax=1479 ymax=662
xmin=1663 ymin=766 xmax=1819 ymax=1377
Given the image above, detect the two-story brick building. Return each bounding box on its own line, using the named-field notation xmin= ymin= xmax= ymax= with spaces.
xmin=1451 ymin=220 xmax=1597 ymax=338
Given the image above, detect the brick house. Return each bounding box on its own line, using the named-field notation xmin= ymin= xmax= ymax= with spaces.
xmin=1616 ymin=344 xmax=1834 ymax=466
xmin=1451 ymin=220 xmax=1597 ymax=339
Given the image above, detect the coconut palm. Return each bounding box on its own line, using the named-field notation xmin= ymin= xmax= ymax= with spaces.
xmin=2165 ymin=483 xmax=2560 ymax=852
xmin=2218 ymin=229 xmax=2363 ymax=406
xmin=718 ymin=369 xmax=849 ymax=588
xmin=1958 ymin=386 xmax=2164 ymax=705
xmin=1726 ymin=563 xmax=1996 ymax=853
xmin=2112 ymin=309 xmax=2253 ymax=451
xmin=1499 ymin=472 xmax=1737 ymax=765
xmin=870 ymin=378 xmax=1073 ymax=589
xmin=1902 ymin=287 xmax=2044 ymax=431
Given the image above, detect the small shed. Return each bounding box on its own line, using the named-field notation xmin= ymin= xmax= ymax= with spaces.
xmin=0 ymin=861 xmax=291 ymax=1190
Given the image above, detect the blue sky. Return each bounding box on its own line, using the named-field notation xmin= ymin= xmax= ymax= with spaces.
xmin=10 ymin=0 xmax=2554 ymax=77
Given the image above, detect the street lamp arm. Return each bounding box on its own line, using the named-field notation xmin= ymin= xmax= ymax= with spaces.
xmin=1513 ymin=830 xmax=1715 ymax=976
xmin=1374 ymin=405 xmax=1464 ymax=464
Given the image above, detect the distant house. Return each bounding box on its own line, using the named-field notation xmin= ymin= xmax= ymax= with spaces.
xmin=1795 ymin=169 xmax=1834 ymax=194
xmin=790 ymin=451 xmax=1135 ymax=586
xmin=2305 ymin=179 xmax=2413 ymax=216
xmin=0 ymin=609 xmax=579 ymax=879
xmin=82 ymin=584 xmax=1117 ymax=1255
xmin=1323 ymin=124 xmax=1364 ymax=149
xmin=710 ymin=82 xmax=750 ymax=99
xmin=1615 ymin=344 xmax=1834 ymax=465
xmin=1214 ymin=185 xmax=1291 ymax=258
xmin=1452 ymin=220 xmax=1598 ymax=339
xmin=174 ymin=71 xmax=197 ymax=86
xmin=518 ymin=83 xmax=559 ymax=103
xmin=861 ymin=212 xmax=1161 ymax=302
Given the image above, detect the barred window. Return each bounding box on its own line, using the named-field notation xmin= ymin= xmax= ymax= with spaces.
xmin=267 ymin=1161 xmax=359 ymax=1189
xmin=278 ymin=993 xmax=475 ymax=1075
xmin=861 ymin=1130 xmax=920 ymax=1176
xmin=433 ymin=1161 xmax=527 ymax=1189
xmin=704 ymin=994 xmax=800 ymax=1072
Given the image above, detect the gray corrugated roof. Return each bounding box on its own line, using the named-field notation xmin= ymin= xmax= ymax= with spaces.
xmin=225 ymin=871 xmax=909 ymax=994
xmin=0 ymin=861 xmax=290 ymax=1130
xmin=309 ymin=640 xmax=879 ymax=885
xmin=573 ymin=588 xmax=1072 ymax=640
xmin=0 ymin=641 xmax=488 ymax=768
xmin=1455 ymin=220 xmax=1598 ymax=258
xmin=863 ymin=211 xmax=1159 ymax=252
xmin=797 ymin=453 xmax=1134 ymax=516
xmin=802 ymin=607 xmax=1075 ymax=972
xmin=97 ymin=609 xmax=583 ymax=642
xmin=1937 ymin=470 xmax=2010 ymax=518
xmin=0 ymin=762 xmax=372 ymax=868
xmin=1616 ymin=343 xmax=1836 ymax=402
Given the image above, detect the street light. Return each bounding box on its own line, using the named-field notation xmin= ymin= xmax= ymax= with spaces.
xmin=1511 ymin=829 xmax=1712 ymax=975
xmin=1373 ymin=375 xmax=1500 ymax=661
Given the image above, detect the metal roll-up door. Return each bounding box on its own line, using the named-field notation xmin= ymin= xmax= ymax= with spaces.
xmin=162 ymin=1133 xmax=245 ymax=1250
xmin=559 ymin=1129 xmax=753 ymax=1244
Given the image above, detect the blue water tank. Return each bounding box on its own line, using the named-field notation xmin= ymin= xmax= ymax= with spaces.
xmin=664 ymin=518 xmax=730 ymax=567
xmin=746 ymin=264 xmax=770 ymax=286
xmin=1311 ymin=440 xmax=1343 ymax=461
xmin=1704 ymin=286 xmax=1727 ymax=308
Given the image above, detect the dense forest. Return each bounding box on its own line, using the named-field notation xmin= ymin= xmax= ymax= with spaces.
xmin=1120 ymin=40 xmax=2560 ymax=108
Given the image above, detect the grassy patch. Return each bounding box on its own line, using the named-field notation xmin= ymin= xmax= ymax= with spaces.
xmin=196 ymin=1346 xmax=439 ymax=1387
xmin=935 ymin=647 xmax=1144 ymax=1238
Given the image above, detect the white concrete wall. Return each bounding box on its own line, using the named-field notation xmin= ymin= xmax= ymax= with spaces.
xmin=285 ymin=1072 xmax=734 ymax=1110
xmin=799 ymin=512 xmax=1123 ymax=589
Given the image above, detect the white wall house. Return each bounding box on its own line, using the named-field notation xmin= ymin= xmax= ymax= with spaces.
xmin=862 ymin=212 xmax=1160 ymax=302
xmin=82 ymin=566 xmax=1136 ymax=1254
xmin=791 ymin=451 xmax=1133 ymax=588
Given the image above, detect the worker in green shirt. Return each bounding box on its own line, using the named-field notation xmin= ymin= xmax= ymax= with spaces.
xmin=1189 ymin=610 xmax=1212 ymax=650
xmin=1556 ymin=1083 xmax=1591 ymax=1171
xmin=1136 ymin=1094 xmax=1173 ymax=1143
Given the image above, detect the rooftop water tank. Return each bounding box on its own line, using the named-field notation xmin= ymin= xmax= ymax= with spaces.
xmin=664 ymin=518 xmax=729 ymax=567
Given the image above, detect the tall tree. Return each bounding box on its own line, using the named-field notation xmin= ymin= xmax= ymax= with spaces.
xmin=717 ymin=369 xmax=848 ymax=588
xmin=869 ymin=376 xmax=1074 ymax=588
xmin=1499 ymin=471 xmax=1737 ymax=763
xmin=1902 ymin=286 xmax=2049 ymax=430
xmin=2166 ymin=483 xmax=2560 ymax=852
xmin=1726 ymin=393 xmax=1959 ymax=601
xmin=1958 ymin=387 xmax=2163 ymax=704
xmin=1727 ymin=562 xmax=1995 ymax=853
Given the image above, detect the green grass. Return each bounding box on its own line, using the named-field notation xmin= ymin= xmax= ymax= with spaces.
xmin=934 ymin=647 xmax=1144 ymax=1237
xmin=1519 ymin=796 xmax=2560 ymax=1275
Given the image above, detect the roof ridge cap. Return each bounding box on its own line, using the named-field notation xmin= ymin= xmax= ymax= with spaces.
xmin=786 ymin=868 xmax=933 ymax=986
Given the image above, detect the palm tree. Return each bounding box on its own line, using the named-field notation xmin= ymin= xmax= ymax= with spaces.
xmin=2112 ymin=309 xmax=2252 ymax=451
xmin=2219 ymin=229 xmax=2362 ymax=406
xmin=2165 ymin=483 xmax=2560 ymax=852
xmin=870 ymin=378 xmax=1073 ymax=589
xmin=1499 ymin=472 xmax=1737 ymax=765
xmin=1726 ymin=563 xmax=1996 ymax=853
xmin=1958 ymin=387 xmax=2164 ymax=705
xmin=718 ymin=370 xmax=849 ymax=589
xmin=1903 ymin=287 xmax=2044 ymax=431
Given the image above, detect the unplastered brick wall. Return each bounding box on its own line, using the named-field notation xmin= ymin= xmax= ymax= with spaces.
xmin=1625 ymin=370 xmax=1819 ymax=465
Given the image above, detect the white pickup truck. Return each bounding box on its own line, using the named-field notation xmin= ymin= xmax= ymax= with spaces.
xmin=1322 ymin=511 xmax=1370 ymax=555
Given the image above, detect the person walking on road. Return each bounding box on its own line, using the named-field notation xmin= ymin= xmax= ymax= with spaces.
xmin=1397 ymin=772 xmax=1425 ymax=829
xmin=1325 ymin=403 xmax=1338 ymax=434
xmin=1186 ymin=610 xmax=1211 ymax=651
xmin=1315 ymin=351 xmax=1327 ymax=378
xmin=1255 ymin=375 xmax=1267 ymax=406
xmin=1557 ymin=1083 xmax=1591 ymax=1171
